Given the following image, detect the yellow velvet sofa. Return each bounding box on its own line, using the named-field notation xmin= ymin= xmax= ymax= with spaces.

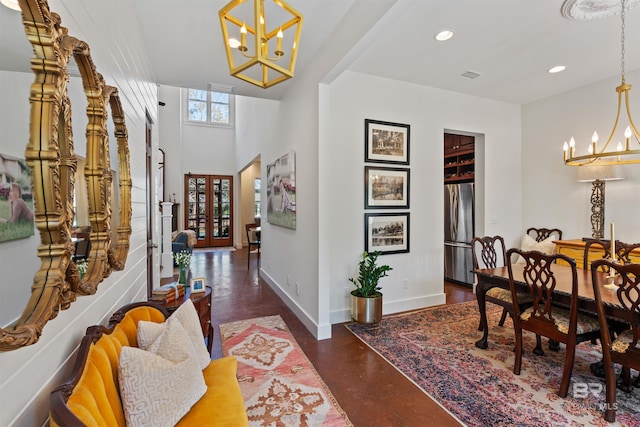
xmin=50 ymin=301 xmax=248 ymax=426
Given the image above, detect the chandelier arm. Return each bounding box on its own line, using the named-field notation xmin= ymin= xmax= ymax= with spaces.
xmin=624 ymin=89 xmax=640 ymax=145
xmin=600 ymin=87 xmax=625 ymax=153
xmin=240 ymin=50 xmax=283 ymax=61
xmin=565 ymin=150 xmax=640 ymax=166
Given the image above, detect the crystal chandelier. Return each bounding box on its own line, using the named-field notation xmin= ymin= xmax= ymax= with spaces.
xmin=562 ymin=0 xmax=640 ymax=166
xmin=219 ymin=0 xmax=303 ymax=89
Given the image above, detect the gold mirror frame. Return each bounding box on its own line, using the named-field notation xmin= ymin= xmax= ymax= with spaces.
xmin=0 ymin=0 xmax=132 ymax=351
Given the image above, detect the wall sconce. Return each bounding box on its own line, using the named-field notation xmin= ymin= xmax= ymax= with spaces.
xmin=576 ymin=163 xmax=624 ymax=238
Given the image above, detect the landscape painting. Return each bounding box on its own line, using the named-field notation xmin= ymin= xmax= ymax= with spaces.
xmin=365 ymin=212 xmax=409 ymax=254
xmin=365 ymin=119 xmax=410 ymax=165
xmin=267 ymin=151 xmax=296 ymax=229
xmin=0 ymin=153 xmax=34 ymax=242
xmin=365 ymin=166 xmax=409 ymax=209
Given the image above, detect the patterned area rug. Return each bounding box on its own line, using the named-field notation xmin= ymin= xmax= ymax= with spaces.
xmin=346 ymin=301 xmax=640 ymax=427
xmin=220 ymin=315 xmax=353 ymax=427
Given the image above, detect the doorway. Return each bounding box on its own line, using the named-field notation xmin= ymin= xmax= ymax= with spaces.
xmin=184 ymin=174 xmax=233 ymax=247
xmin=145 ymin=111 xmax=154 ymax=298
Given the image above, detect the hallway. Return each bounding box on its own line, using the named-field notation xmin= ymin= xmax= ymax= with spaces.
xmin=187 ymin=247 xmax=475 ymax=426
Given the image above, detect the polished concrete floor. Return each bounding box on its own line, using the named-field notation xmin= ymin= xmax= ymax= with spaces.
xmin=186 ymin=247 xmax=476 ymax=427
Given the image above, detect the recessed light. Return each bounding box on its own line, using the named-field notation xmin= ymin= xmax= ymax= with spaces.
xmin=228 ymin=38 xmax=241 ymax=49
xmin=0 ymin=0 xmax=20 ymax=11
xmin=548 ymin=65 xmax=566 ymax=74
xmin=435 ymin=30 xmax=454 ymax=41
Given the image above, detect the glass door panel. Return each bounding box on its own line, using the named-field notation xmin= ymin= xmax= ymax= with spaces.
xmin=184 ymin=174 xmax=233 ymax=247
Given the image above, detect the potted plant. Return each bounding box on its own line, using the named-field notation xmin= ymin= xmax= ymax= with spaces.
xmin=349 ymin=251 xmax=392 ymax=324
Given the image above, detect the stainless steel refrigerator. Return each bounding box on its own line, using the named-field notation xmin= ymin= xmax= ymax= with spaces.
xmin=444 ymin=183 xmax=474 ymax=285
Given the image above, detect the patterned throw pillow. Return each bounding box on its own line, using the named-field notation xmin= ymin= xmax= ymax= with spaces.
xmin=516 ymin=234 xmax=556 ymax=264
xmin=119 ymin=320 xmax=206 ymax=427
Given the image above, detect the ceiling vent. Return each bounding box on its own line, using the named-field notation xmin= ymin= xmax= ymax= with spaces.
xmin=460 ymin=70 xmax=482 ymax=80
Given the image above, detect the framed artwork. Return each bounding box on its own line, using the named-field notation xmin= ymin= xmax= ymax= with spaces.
xmin=266 ymin=151 xmax=296 ymax=229
xmin=0 ymin=153 xmax=35 ymax=242
xmin=364 ymin=166 xmax=410 ymax=209
xmin=364 ymin=119 xmax=410 ymax=165
xmin=190 ymin=277 xmax=206 ymax=293
xmin=365 ymin=212 xmax=410 ymax=255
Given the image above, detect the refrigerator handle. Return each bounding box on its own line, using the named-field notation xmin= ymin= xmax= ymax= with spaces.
xmin=449 ymin=186 xmax=458 ymax=239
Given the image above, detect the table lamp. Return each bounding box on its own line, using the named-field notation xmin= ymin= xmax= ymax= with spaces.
xmin=576 ymin=163 xmax=624 ymax=239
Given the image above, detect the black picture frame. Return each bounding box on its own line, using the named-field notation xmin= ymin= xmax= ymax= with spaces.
xmin=364 ymin=119 xmax=410 ymax=165
xmin=364 ymin=166 xmax=410 ymax=209
xmin=365 ymin=212 xmax=410 ymax=255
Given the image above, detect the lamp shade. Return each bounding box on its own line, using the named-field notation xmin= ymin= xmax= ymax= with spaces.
xmin=576 ymin=163 xmax=624 ymax=182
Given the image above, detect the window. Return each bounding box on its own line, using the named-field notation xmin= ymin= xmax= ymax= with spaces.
xmin=185 ymin=89 xmax=234 ymax=127
xmin=254 ymin=178 xmax=261 ymax=217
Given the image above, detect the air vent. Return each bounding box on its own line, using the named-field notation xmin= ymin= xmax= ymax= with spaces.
xmin=460 ymin=70 xmax=482 ymax=80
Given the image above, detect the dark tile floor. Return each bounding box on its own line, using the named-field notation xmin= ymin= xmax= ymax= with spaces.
xmin=184 ymin=247 xmax=475 ymax=427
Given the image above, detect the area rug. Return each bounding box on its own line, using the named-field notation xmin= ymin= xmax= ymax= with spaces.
xmin=346 ymin=301 xmax=640 ymax=427
xmin=220 ymin=315 xmax=353 ymax=427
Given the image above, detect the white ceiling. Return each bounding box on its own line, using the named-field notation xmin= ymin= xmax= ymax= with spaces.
xmin=1 ymin=0 xmax=639 ymax=105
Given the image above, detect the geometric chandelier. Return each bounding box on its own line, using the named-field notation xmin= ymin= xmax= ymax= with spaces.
xmin=219 ymin=0 xmax=303 ymax=89
xmin=562 ymin=0 xmax=640 ymax=166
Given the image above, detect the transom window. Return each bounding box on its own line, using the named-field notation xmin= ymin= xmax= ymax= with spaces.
xmin=185 ymin=89 xmax=234 ymax=127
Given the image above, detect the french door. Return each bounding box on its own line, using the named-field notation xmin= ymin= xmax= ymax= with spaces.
xmin=184 ymin=175 xmax=233 ymax=247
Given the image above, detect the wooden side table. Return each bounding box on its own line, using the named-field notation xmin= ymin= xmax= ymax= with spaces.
xmin=152 ymin=286 xmax=214 ymax=354
xmin=555 ymin=239 xmax=640 ymax=269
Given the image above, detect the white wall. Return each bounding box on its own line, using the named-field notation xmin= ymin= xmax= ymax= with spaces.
xmin=522 ymin=69 xmax=640 ymax=242
xmin=0 ymin=0 xmax=158 ymax=424
xmin=158 ymin=88 xmax=279 ymax=248
xmin=0 ymin=71 xmax=39 ymax=328
xmin=326 ymin=71 xmax=523 ymax=323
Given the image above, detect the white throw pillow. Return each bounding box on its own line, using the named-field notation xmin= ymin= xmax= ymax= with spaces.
xmin=516 ymin=234 xmax=556 ymax=264
xmin=169 ymin=299 xmax=211 ymax=370
xmin=119 ymin=320 xmax=206 ymax=427
xmin=137 ymin=321 xmax=165 ymax=350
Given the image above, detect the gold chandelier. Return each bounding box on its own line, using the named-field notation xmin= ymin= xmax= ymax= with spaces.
xmin=219 ymin=0 xmax=303 ymax=89
xmin=563 ymin=0 xmax=640 ymax=166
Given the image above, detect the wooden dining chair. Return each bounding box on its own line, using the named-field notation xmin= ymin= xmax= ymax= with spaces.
xmin=526 ymin=227 xmax=562 ymax=242
xmin=617 ymin=242 xmax=640 ymax=264
xmin=472 ymin=236 xmax=536 ymax=350
xmin=245 ymin=223 xmax=261 ymax=269
xmin=590 ymin=259 xmax=640 ymax=422
xmin=506 ymin=249 xmax=601 ymax=398
xmin=583 ymin=239 xmax=612 ymax=270
xmin=584 ymin=240 xmax=640 ymax=269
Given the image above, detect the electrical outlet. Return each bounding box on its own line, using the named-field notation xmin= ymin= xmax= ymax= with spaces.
xmin=296 ymin=282 xmax=300 ymax=296
xmin=403 ymin=279 xmax=408 ymax=289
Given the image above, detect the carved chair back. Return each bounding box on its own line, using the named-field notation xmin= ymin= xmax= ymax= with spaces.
xmin=471 ymin=236 xmax=507 ymax=270
xmin=590 ymin=259 xmax=640 ymax=422
xmin=526 ymin=227 xmax=563 ymax=242
xmin=584 ymin=240 xmax=640 ymax=270
xmin=617 ymin=242 xmax=640 ymax=264
xmin=506 ymin=249 xmax=578 ymax=329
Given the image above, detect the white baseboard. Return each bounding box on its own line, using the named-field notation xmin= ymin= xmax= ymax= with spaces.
xmin=330 ymin=293 xmax=447 ymax=325
xmin=259 ymin=269 xmax=332 ymax=340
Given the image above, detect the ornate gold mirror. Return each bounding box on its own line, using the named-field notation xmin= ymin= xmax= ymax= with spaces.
xmin=0 ymin=0 xmax=132 ymax=350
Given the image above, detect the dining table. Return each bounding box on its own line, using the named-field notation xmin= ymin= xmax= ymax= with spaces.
xmin=473 ymin=262 xmax=625 ymax=350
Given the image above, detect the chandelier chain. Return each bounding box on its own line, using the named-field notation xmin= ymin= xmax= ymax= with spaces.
xmin=621 ymin=0 xmax=626 ymax=83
